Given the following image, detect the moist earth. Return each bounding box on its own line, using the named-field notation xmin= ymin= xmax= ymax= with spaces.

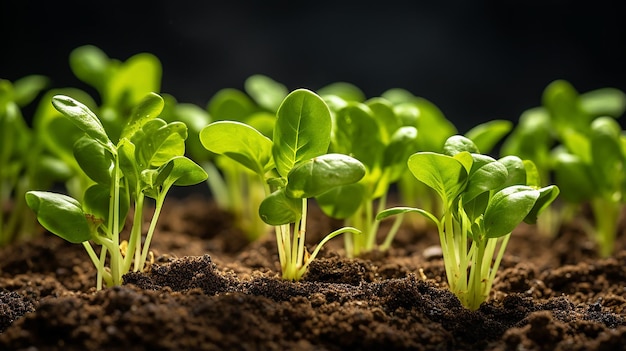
xmin=1 ymin=195 xmax=626 ymax=350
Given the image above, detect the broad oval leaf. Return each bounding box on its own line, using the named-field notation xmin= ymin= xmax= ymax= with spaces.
xmin=333 ymin=102 xmax=384 ymax=171
xmin=206 ymin=88 xmax=257 ymax=122
xmin=407 ymin=152 xmax=468 ymax=205
xmin=244 ymin=74 xmax=288 ymax=112
xmin=463 ymin=154 xmax=508 ymax=203
xmin=552 ymin=150 xmax=594 ymax=203
xmin=25 ymin=191 xmax=92 ymax=243
xmin=121 ymin=92 xmax=165 ymax=140
xmin=382 ymin=126 xmax=418 ymax=182
xmin=285 ymin=154 xmax=366 ymax=199
xmin=106 ymin=52 xmax=162 ymax=107
xmin=523 ymin=185 xmax=560 ymax=224
xmin=496 ymin=155 xmax=527 ymax=190
xmin=51 ymin=95 xmax=111 ymax=146
xmin=259 ymin=189 xmax=302 ymax=225
xmin=464 ymin=120 xmax=513 ymax=154
xmin=315 ymin=183 xmax=366 ymax=219
xmin=317 ymin=82 xmax=365 ymax=102
xmin=133 ymin=119 xmax=187 ymax=169
xmin=484 ymin=186 xmax=539 ymax=238
xmin=73 ymin=135 xmax=114 ymax=185
xmin=159 ymin=156 xmax=209 ymax=194
xmin=443 ymin=135 xmax=480 ymax=156
xmin=200 ymin=121 xmax=274 ymax=175
xmin=272 ymin=89 xmax=331 ymax=177
xmin=82 ymin=184 xmax=130 ymax=232
xmin=579 ymin=87 xmax=626 ymax=118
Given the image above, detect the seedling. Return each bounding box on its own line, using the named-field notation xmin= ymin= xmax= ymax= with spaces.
xmin=378 ymin=135 xmax=559 ymax=310
xmin=198 ymin=74 xmax=287 ymax=241
xmin=501 ymin=80 xmax=626 ymax=237
xmin=314 ymin=94 xmax=418 ymax=257
xmin=0 ymin=75 xmax=54 ymax=245
xmin=552 ymin=116 xmax=625 ymax=257
xmin=201 ymin=88 xmax=365 ymax=280
xmin=26 ymin=93 xmax=207 ymax=289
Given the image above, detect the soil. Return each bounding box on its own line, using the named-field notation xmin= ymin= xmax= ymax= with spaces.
xmin=2 ymin=194 xmax=626 ymax=350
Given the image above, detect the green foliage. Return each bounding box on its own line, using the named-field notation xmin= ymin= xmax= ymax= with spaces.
xmin=377 ymin=135 xmax=559 ymax=310
xmin=501 ymin=79 xmax=626 ymax=253
xmin=26 ymin=93 xmax=207 ymax=289
xmin=0 ymin=75 xmax=56 ymax=246
xmin=201 ymin=88 xmax=365 ymax=281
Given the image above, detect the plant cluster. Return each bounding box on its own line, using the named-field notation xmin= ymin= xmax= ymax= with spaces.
xmin=4 ymin=45 xmax=625 ymax=311
xmin=501 ymin=80 xmax=626 ymax=256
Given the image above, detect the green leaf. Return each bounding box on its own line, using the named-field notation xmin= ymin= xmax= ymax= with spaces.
xmin=496 ymin=155 xmax=527 ymax=190
xmin=376 ymin=206 xmax=440 ymax=227
xmin=272 ymin=89 xmax=331 ymax=177
xmin=200 ymin=121 xmax=274 ymax=175
xmin=315 ymin=183 xmax=366 ymax=219
xmin=464 ymin=120 xmax=513 ymax=154
xmin=333 ymin=102 xmax=384 ymax=171
xmin=443 ymin=135 xmax=480 ymax=156
xmin=69 ymin=45 xmax=111 ymax=94
xmin=542 ymin=79 xmax=588 ymax=134
xmin=120 ymin=92 xmax=165 ymax=140
xmin=259 ymin=189 xmax=302 ymax=225
xmin=25 ymin=191 xmax=92 ymax=243
xmin=82 ymin=184 xmax=130 ymax=232
xmin=107 ymin=52 xmax=162 ymax=107
xmin=523 ymin=185 xmax=560 ymax=224
xmin=132 ymin=119 xmax=187 ymax=169
xmin=463 ymin=154 xmax=508 ymax=203
xmin=366 ymin=97 xmax=401 ymax=143
xmin=13 ymin=75 xmax=49 ymax=107
xmin=407 ymin=152 xmax=469 ymax=205
xmin=244 ymin=74 xmax=288 ymax=112
xmin=285 ymin=154 xmax=366 ymax=198
xmin=159 ymin=156 xmax=209 ymax=192
xmin=579 ymin=87 xmax=626 ymax=118
xmin=382 ymin=126 xmax=418 ymax=182
xmin=51 ymin=95 xmax=111 ymax=147
xmin=206 ymin=88 xmax=258 ymax=122
xmin=317 ymin=82 xmax=365 ymax=102
xmin=484 ymin=186 xmax=540 ymax=238
xmin=552 ymin=150 xmax=594 ymax=203
xmin=73 ymin=135 xmax=114 ymax=185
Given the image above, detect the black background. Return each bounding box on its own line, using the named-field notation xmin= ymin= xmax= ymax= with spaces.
xmin=2 ymin=0 xmax=625 ymax=132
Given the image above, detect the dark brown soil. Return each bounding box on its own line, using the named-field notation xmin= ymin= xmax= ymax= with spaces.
xmin=2 ymin=195 xmax=626 ymax=350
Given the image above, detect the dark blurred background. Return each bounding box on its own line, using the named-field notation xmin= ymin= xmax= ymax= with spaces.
xmin=2 ymin=0 xmax=625 ymax=132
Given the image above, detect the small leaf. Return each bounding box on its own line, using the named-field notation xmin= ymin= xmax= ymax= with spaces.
xmin=443 ymin=135 xmax=480 ymax=156
xmin=484 ymin=186 xmax=539 ymax=238
xmin=133 ymin=119 xmax=187 ymax=168
xmin=206 ymin=88 xmax=258 ymax=122
xmin=407 ymin=152 xmax=469 ymax=205
xmin=51 ymin=95 xmax=111 ymax=146
xmin=73 ymin=135 xmax=114 ymax=185
xmin=376 ymin=206 xmax=440 ymax=227
xmin=523 ymin=185 xmax=560 ymax=224
xmin=382 ymin=126 xmax=418 ymax=182
xmin=272 ymin=89 xmax=331 ymax=177
xmin=25 ymin=191 xmax=92 ymax=243
xmin=200 ymin=121 xmax=274 ymax=175
xmin=106 ymin=52 xmax=162 ymax=107
xmin=496 ymin=155 xmax=527 ymax=190
xmin=316 ymin=183 xmax=366 ymax=219
xmin=464 ymin=119 xmax=513 ymax=154
xmin=332 ymin=102 xmax=384 ymax=171
xmin=82 ymin=184 xmax=130 ymax=232
xmin=121 ymin=92 xmax=165 ymax=140
xmin=317 ymin=82 xmax=365 ymax=102
xmin=259 ymin=189 xmax=302 ymax=225
xmin=244 ymin=74 xmax=288 ymax=112
xmin=160 ymin=156 xmax=209 ymax=190
xmin=552 ymin=150 xmax=594 ymax=203
xmin=579 ymin=87 xmax=626 ymax=118
xmin=463 ymin=154 xmax=508 ymax=203
xmin=285 ymin=154 xmax=366 ymax=199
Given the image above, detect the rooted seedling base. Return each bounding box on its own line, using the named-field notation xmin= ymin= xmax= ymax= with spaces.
xmin=1 ymin=196 xmax=626 ymax=350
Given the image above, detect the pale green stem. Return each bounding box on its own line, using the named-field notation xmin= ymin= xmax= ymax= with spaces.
xmin=591 ymin=197 xmax=621 ymax=258
xmin=138 ymin=193 xmax=165 ymax=271
xmin=379 ymin=213 xmax=405 ymax=251
xmin=123 ymin=191 xmax=144 ymax=273
xmin=296 ymin=199 xmax=308 ymax=271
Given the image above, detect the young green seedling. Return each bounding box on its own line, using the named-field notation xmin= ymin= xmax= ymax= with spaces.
xmin=552 ymin=116 xmax=625 ymax=257
xmin=26 ymin=93 xmax=207 ymax=289
xmin=200 ymin=88 xmax=365 ymax=280
xmin=0 ymin=75 xmax=57 ymax=246
xmin=501 ymin=79 xmax=626 ymax=236
xmin=198 ymin=74 xmax=286 ymax=241
xmin=314 ymin=95 xmax=418 ymax=257
xmin=377 ymin=135 xmax=559 ymax=310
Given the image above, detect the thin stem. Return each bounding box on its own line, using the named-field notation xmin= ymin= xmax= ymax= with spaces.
xmin=379 ymin=213 xmax=404 ymax=251
xmin=296 ymin=199 xmax=308 ymax=271
xmin=139 ymin=193 xmax=165 ymax=271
